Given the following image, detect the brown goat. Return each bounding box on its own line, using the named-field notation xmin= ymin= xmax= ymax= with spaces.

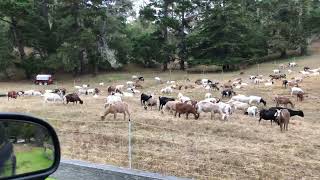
xmin=65 ymin=93 xmax=83 ymax=104
xmin=275 ymin=109 xmax=290 ymax=132
xmin=184 ymin=84 xmax=195 ymax=89
xmin=107 ymin=86 xmax=116 ymax=94
xmin=297 ymin=92 xmax=304 ymax=101
xmin=175 ymin=103 xmax=199 ymax=119
xmin=134 ymin=83 xmax=143 ymax=89
xmin=101 ymin=102 xmax=130 ymax=121
xmin=274 ymin=96 xmax=294 ymax=108
xmin=7 ymin=91 xmax=17 ymax=100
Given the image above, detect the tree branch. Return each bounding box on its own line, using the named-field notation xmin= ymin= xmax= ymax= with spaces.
xmin=0 ymin=17 xmax=13 ymax=25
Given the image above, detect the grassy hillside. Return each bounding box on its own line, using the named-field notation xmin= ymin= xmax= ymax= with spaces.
xmin=0 ymin=48 xmax=319 ymax=179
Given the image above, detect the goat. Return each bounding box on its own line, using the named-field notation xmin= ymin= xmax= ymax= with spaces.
xmin=259 ymin=109 xmax=278 ymax=125
xmin=159 ymin=96 xmax=175 ymax=110
xmin=141 ymin=93 xmax=152 ymax=108
xmin=221 ymin=89 xmax=236 ymax=98
xmin=161 ymin=101 xmax=180 ymax=114
xmin=65 ymin=93 xmax=83 ymax=104
xmin=269 ymin=107 xmax=304 ymax=117
xmin=7 ymin=91 xmax=17 ymax=100
xmin=101 ymin=102 xmax=130 ymax=121
xmin=274 ymin=96 xmax=294 ymax=108
xmin=274 ymin=109 xmax=290 ymax=132
xmin=175 ymin=103 xmax=199 ymax=120
xmin=245 ymin=106 xmax=259 ymax=117
xmin=196 ymin=101 xmax=226 ymax=120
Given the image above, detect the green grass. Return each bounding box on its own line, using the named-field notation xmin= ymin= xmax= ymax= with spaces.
xmin=15 ymin=147 xmax=53 ymax=175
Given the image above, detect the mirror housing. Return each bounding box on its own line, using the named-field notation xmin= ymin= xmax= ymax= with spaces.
xmin=0 ymin=113 xmax=60 ymax=180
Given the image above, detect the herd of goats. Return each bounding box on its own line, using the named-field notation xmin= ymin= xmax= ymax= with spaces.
xmin=3 ymin=62 xmax=319 ymax=132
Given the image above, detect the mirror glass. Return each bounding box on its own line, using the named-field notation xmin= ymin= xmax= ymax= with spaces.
xmin=0 ymin=120 xmax=55 ymax=178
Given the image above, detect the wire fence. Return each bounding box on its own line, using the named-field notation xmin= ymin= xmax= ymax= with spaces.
xmin=46 ymin=117 xmax=320 ymax=180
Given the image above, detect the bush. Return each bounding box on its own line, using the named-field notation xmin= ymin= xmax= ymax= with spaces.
xmin=187 ymin=65 xmax=223 ymax=73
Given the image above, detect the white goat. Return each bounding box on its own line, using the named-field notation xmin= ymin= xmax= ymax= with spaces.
xmin=246 ymin=106 xmax=259 ymax=117
xmin=43 ymin=93 xmax=63 ymax=103
xmin=291 ymin=87 xmax=304 ymax=96
xmin=273 ymin=69 xmax=280 ymax=74
xmin=196 ymin=101 xmax=226 ymax=120
xmin=205 ymin=93 xmax=212 ymax=99
xmin=105 ymin=94 xmax=122 ymax=107
xmin=178 ymin=93 xmax=191 ymax=103
xmin=161 ymin=86 xmax=173 ymax=94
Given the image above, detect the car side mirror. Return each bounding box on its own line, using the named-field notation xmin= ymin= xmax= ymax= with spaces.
xmin=0 ymin=113 xmax=60 ymax=180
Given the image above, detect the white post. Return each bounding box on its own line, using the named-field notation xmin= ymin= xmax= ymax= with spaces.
xmin=128 ymin=119 xmax=132 ymax=169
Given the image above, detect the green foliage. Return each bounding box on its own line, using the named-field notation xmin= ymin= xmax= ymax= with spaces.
xmin=15 ymin=147 xmax=53 ymax=175
xmin=0 ymin=0 xmax=319 ymax=76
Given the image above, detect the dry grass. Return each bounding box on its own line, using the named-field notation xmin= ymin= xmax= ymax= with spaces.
xmin=1 ymin=52 xmax=320 ymax=179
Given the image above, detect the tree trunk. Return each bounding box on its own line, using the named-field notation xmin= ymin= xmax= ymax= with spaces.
xmin=300 ymin=46 xmax=307 ymax=55
xmin=162 ymin=62 xmax=168 ymax=71
xmin=280 ymin=50 xmax=287 ymax=58
xmin=162 ymin=1 xmax=170 ymax=72
xmin=11 ymin=17 xmax=26 ymax=61
xmin=179 ymin=9 xmax=186 ymax=71
xmin=79 ymin=49 xmax=85 ymax=74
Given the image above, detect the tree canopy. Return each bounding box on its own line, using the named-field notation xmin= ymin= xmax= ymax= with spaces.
xmin=0 ymin=0 xmax=319 ymax=78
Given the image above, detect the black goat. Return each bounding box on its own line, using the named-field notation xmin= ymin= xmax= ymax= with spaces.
xmin=65 ymin=93 xmax=83 ymax=104
xmin=159 ymin=96 xmax=175 ymax=110
xmin=259 ymin=109 xmax=278 ymax=125
xmin=269 ymin=107 xmax=304 ymax=117
xmin=138 ymin=76 xmax=144 ymax=81
xmin=221 ymin=89 xmax=235 ymax=98
xmin=141 ymin=93 xmax=152 ymax=107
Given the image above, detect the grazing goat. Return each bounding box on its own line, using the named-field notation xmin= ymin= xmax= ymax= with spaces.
xmin=161 ymin=86 xmax=173 ymax=94
xmin=274 ymin=109 xmax=290 ymax=132
xmin=87 ymin=88 xmax=100 ymax=95
xmin=304 ymin=67 xmax=310 ymax=71
xmin=105 ymin=94 xmax=122 ymax=107
xmin=205 ymin=93 xmax=212 ymax=99
xmin=146 ymin=97 xmax=157 ymax=110
xmin=222 ymin=89 xmax=236 ymax=98
xmin=291 ymin=87 xmax=304 ymax=96
xmin=274 ymin=96 xmax=294 ymax=108
xmin=161 ymin=101 xmax=180 ymax=114
xmin=296 ymin=92 xmax=304 ymax=102
xmin=177 ymin=93 xmax=191 ymax=103
xmin=245 ymin=106 xmax=259 ymax=117
xmin=264 ymin=81 xmax=274 ymax=87
xmin=259 ymin=109 xmax=278 ymax=125
xmin=216 ymin=102 xmax=233 ymax=116
xmin=78 ymin=88 xmax=88 ymax=95
xmin=155 ymin=77 xmax=163 ymax=84
xmin=65 ymin=93 xmax=83 ymax=104
xmin=7 ymin=91 xmax=17 ymax=100
xmin=273 ymin=69 xmax=280 ymax=74
xmin=43 ymin=93 xmax=64 ymax=103
xmin=202 ymin=98 xmax=220 ymax=104
xmin=283 ymin=80 xmax=299 ymax=88
xmin=289 ymin=62 xmax=297 ymax=67
xmin=197 ymin=101 xmax=226 ymax=120
xmin=101 ymin=102 xmax=130 ymax=121
xmin=269 ymin=74 xmax=286 ymax=80
xmin=175 ymin=103 xmax=199 ymax=119
xmin=269 ymin=107 xmax=304 ymax=117
xmin=140 ymin=93 xmax=153 ymax=107
xmin=159 ymin=96 xmax=175 ymax=110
